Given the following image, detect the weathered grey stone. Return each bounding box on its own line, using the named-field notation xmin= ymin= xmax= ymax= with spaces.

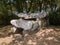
xmin=11 ymin=19 xmax=32 ymax=30
xmin=17 ymin=10 xmax=48 ymax=19
xmin=10 ymin=18 xmax=39 ymax=33
xmin=10 ymin=10 xmax=49 ymax=33
xmin=31 ymin=21 xmax=39 ymax=31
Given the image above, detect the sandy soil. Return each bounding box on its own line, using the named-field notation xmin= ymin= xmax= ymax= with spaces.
xmin=0 ymin=25 xmax=60 ymax=45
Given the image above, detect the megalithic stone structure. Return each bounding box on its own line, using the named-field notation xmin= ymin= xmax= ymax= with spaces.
xmin=10 ymin=10 xmax=49 ymax=34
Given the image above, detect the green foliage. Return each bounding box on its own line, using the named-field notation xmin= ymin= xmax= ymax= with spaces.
xmin=0 ymin=14 xmax=19 ymax=25
xmin=0 ymin=0 xmax=19 ymax=25
xmin=14 ymin=0 xmax=57 ymax=13
xmin=49 ymin=7 xmax=60 ymax=25
xmin=0 ymin=0 xmax=60 ymax=25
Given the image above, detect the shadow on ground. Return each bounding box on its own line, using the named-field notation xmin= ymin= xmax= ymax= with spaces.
xmin=0 ymin=25 xmax=60 ymax=45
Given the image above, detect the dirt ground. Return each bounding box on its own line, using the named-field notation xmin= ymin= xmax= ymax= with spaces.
xmin=0 ymin=25 xmax=60 ymax=45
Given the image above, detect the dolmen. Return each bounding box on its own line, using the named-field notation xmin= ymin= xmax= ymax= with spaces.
xmin=10 ymin=11 xmax=48 ymax=34
xmin=10 ymin=14 xmax=39 ymax=34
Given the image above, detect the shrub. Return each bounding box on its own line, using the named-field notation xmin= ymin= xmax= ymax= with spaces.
xmin=0 ymin=14 xmax=19 ymax=25
xmin=49 ymin=7 xmax=60 ymax=25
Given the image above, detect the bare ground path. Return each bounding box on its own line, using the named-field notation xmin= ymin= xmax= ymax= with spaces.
xmin=0 ymin=25 xmax=60 ymax=45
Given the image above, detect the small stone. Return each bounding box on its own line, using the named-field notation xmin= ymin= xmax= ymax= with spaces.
xmin=24 ymin=34 xmax=28 ymax=37
xmin=27 ymin=40 xmax=37 ymax=45
xmin=45 ymin=37 xmax=55 ymax=40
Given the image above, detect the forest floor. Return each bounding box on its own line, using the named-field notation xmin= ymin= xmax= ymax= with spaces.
xmin=0 ymin=25 xmax=60 ymax=45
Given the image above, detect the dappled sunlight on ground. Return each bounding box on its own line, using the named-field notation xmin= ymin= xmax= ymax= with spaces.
xmin=0 ymin=25 xmax=60 ymax=45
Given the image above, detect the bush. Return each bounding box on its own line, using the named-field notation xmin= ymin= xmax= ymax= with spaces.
xmin=49 ymin=7 xmax=60 ymax=25
xmin=0 ymin=14 xmax=19 ymax=25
